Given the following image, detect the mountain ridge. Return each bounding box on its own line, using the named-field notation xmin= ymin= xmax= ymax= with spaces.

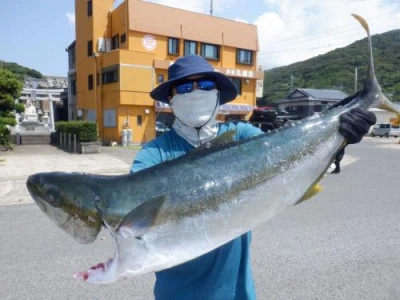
xmin=262 ymin=29 xmax=400 ymax=104
xmin=0 ymin=60 xmax=44 ymax=81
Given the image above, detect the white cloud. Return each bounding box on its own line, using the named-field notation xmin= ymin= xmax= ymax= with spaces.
xmin=66 ymin=12 xmax=75 ymax=26
xmin=234 ymin=18 xmax=248 ymax=24
xmin=255 ymin=0 xmax=400 ymax=69
xmin=145 ymin=0 xmax=207 ymax=13
xmin=143 ymin=0 xmax=400 ymax=69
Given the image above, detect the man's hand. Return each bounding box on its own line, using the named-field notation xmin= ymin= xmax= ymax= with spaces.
xmin=339 ymin=108 xmax=377 ymax=144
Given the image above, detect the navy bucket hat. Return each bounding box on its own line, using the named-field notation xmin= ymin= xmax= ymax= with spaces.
xmin=150 ymin=55 xmax=238 ymax=105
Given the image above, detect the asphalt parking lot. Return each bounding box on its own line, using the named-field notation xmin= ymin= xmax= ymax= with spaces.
xmin=0 ymin=137 xmax=399 ymax=299
xmin=0 ymin=144 xmax=140 ymax=205
xmin=0 ymin=137 xmax=399 ymax=206
xmin=0 ymin=137 xmax=400 ymax=300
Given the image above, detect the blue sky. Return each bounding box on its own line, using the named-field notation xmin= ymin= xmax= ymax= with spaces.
xmin=0 ymin=0 xmax=399 ymax=77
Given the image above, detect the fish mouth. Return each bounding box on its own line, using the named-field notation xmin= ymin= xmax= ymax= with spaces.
xmin=27 ymin=174 xmax=49 ymax=211
xmin=26 ymin=173 xmax=102 ymax=244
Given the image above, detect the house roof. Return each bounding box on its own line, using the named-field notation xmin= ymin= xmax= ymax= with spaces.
xmin=275 ymin=88 xmax=349 ymax=104
xmin=297 ymin=88 xmax=349 ymax=100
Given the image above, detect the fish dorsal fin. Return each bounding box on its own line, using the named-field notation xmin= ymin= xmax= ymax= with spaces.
xmin=191 ymin=130 xmax=237 ymax=154
xmin=116 ymin=196 xmax=165 ymax=238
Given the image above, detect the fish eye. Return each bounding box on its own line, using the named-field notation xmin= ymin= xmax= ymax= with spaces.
xmin=46 ymin=188 xmax=62 ymax=207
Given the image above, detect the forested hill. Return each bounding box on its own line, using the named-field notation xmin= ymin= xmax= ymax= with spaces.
xmin=262 ymin=29 xmax=400 ymax=104
xmin=0 ymin=60 xmax=44 ymax=81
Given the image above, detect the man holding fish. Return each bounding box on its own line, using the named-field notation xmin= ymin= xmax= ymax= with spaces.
xmin=29 ymin=14 xmax=400 ymax=298
xmin=130 ymin=54 xmax=376 ymax=299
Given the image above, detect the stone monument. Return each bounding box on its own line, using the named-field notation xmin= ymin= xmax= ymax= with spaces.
xmin=23 ymin=99 xmax=39 ymax=122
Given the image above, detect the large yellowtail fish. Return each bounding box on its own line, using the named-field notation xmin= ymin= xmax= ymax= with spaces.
xmin=26 ymin=14 xmax=400 ymax=283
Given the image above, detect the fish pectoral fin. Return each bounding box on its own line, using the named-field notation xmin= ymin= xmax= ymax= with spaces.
xmin=296 ymin=183 xmax=324 ymax=204
xmin=116 ymin=196 xmax=166 ymax=237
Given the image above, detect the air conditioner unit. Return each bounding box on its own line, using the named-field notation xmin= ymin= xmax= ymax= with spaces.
xmin=97 ymin=38 xmax=105 ymax=52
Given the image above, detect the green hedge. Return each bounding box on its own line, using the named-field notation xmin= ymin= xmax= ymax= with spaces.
xmin=0 ymin=117 xmax=16 ymax=147
xmin=0 ymin=125 xmax=10 ymax=146
xmin=0 ymin=117 xmax=16 ymax=127
xmin=55 ymin=121 xmax=98 ymax=142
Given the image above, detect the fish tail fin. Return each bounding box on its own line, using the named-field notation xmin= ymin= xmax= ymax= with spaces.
xmin=380 ymin=96 xmax=400 ymax=118
xmin=352 ymin=14 xmax=400 ymax=116
xmin=352 ymin=14 xmax=374 ymax=81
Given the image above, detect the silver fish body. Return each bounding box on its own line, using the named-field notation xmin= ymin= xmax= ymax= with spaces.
xmin=26 ymin=14 xmax=400 ymax=283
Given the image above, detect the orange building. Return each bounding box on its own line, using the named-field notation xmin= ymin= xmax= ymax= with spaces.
xmin=69 ymin=0 xmax=263 ymax=144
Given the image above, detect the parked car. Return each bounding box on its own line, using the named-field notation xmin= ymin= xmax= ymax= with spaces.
xmin=370 ymin=123 xmax=400 ymax=138
xmin=156 ymin=121 xmax=169 ymax=137
xmin=248 ymin=107 xmax=296 ymax=132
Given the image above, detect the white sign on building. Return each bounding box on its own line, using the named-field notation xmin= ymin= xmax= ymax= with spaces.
xmin=142 ymin=35 xmax=157 ymax=51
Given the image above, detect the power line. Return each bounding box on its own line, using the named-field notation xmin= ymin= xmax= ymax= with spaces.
xmin=267 ymin=9 xmax=399 ymax=44
xmin=259 ymin=10 xmax=399 ymax=53
xmin=258 ymin=22 xmax=399 ymax=57
xmin=262 ymin=22 xmax=399 ymax=54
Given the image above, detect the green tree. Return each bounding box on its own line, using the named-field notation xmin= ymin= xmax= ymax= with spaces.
xmin=0 ymin=69 xmax=23 ymax=148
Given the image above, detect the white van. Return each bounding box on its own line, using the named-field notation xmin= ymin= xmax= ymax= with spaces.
xmin=370 ymin=123 xmax=400 ymax=138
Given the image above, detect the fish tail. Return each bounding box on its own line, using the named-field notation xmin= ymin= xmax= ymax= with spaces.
xmin=352 ymin=14 xmax=400 ymax=116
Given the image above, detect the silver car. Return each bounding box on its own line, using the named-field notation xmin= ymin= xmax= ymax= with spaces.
xmin=370 ymin=123 xmax=400 ymax=138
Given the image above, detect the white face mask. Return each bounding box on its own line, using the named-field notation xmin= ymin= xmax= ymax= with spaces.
xmin=170 ymin=89 xmax=219 ymax=128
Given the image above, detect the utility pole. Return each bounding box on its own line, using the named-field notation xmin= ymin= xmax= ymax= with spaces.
xmin=354 ymin=67 xmax=358 ymax=93
xmin=290 ymin=74 xmax=295 ymax=91
xmin=210 ymin=0 xmax=213 ymax=16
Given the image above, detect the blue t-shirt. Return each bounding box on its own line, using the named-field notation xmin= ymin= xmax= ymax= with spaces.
xmin=131 ymin=122 xmax=262 ymax=300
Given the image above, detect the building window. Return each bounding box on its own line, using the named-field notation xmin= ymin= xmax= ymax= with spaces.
xmin=87 ymin=40 xmax=93 ymax=57
xmin=288 ymin=106 xmax=304 ymax=112
xmin=68 ymin=47 xmax=76 ymax=69
xmin=112 ymin=34 xmax=119 ymax=50
xmin=71 ymin=80 xmax=76 ymax=95
xmin=87 ymin=0 xmax=92 ymax=17
xmin=201 ymin=43 xmax=219 ymax=60
xmin=120 ymin=33 xmax=126 ymax=44
xmin=184 ymin=40 xmax=197 ymax=56
xmin=230 ymin=77 xmax=242 ymax=95
xmin=137 ymin=115 xmax=142 ymax=126
xmin=104 ymin=109 xmax=117 ymax=128
xmin=88 ymin=74 xmax=93 ymax=90
xmin=237 ymin=49 xmax=253 ymax=65
xmin=96 ymin=73 xmax=100 ymax=86
xmin=102 ymin=67 xmax=119 ymax=84
xmin=168 ymin=38 xmax=179 ymax=55
xmin=158 ymin=74 xmax=164 ymax=83
xmin=87 ymin=109 xmax=96 ymax=121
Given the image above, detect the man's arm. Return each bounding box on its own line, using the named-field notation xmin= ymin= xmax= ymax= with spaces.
xmin=130 ymin=142 xmax=163 ymax=174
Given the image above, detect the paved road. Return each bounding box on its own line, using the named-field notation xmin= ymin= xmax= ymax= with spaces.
xmin=0 ymin=145 xmax=139 ymax=205
xmin=0 ymin=138 xmax=399 ymax=299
